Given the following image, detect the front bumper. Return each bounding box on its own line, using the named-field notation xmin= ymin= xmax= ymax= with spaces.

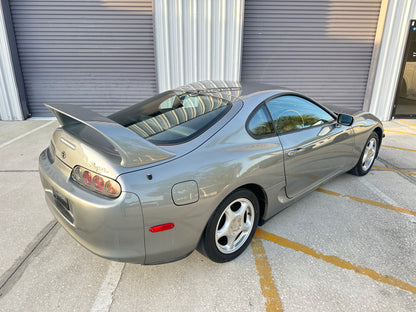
xmin=39 ymin=149 xmax=145 ymax=263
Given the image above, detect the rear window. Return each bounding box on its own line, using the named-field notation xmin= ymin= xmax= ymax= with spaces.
xmin=108 ymin=91 xmax=231 ymax=145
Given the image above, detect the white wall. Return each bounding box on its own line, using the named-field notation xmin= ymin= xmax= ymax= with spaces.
xmin=0 ymin=1 xmax=23 ymax=120
xmin=369 ymin=0 xmax=416 ymax=120
xmin=154 ymin=0 xmax=244 ymax=92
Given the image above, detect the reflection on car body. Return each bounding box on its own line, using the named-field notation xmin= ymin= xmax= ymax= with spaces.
xmin=39 ymin=81 xmax=383 ymax=264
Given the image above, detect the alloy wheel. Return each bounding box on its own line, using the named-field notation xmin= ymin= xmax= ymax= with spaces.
xmin=215 ymin=198 xmax=255 ymax=254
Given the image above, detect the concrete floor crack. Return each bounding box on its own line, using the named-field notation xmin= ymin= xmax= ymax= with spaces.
xmin=377 ymin=157 xmax=416 ymax=185
xmin=0 ymin=221 xmax=59 ymax=298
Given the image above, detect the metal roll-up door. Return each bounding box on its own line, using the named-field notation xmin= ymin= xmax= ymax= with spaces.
xmin=9 ymin=0 xmax=157 ymax=117
xmin=242 ymin=0 xmax=381 ymax=113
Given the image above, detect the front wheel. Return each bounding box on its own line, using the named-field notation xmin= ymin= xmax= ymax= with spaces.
xmin=198 ymin=189 xmax=260 ymax=263
xmin=349 ymin=131 xmax=379 ymax=176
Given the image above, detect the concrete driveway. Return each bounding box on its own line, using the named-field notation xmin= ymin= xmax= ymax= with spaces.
xmin=0 ymin=118 xmax=415 ymax=312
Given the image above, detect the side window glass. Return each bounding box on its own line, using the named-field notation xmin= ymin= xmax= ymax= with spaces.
xmin=247 ymin=106 xmax=274 ymax=137
xmin=265 ymin=95 xmax=334 ymax=134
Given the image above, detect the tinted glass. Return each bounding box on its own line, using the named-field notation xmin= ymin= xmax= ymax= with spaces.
xmin=265 ymin=95 xmax=334 ymax=134
xmin=338 ymin=114 xmax=354 ymax=125
xmin=247 ymin=106 xmax=274 ymax=137
xmin=109 ymin=91 xmax=231 ymax=144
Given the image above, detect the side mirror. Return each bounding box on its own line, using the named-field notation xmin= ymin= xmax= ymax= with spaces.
xmin=337 ymin=114 xmax=354 ymax=126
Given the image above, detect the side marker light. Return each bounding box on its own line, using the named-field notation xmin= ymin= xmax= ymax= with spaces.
xmin=149 ymin=223 xmax=175 ymax=233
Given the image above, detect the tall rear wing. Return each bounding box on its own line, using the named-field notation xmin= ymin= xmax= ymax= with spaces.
xmin=45 ymin=104 xmax=175 ymax=168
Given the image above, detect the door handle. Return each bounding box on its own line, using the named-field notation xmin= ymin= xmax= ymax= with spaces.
xmin=287 ymin=148 xmax=303 ymax=157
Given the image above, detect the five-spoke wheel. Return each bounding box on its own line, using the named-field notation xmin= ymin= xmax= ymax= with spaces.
xmin=215 ymin=198 xmax=255 ymax=254
xmin=349 ymin=131 xmax=380 ymax=176
xmin=362 ymin=137 xmax=377 ymax=171
xmin=198 ymin=189 xmax=259 ymax=263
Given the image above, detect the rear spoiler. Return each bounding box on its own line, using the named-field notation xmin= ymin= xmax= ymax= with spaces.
xmin=45 ymin=104 xmax=175 ymax=168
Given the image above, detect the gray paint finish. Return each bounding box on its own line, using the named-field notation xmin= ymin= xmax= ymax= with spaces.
xmin=241 ymin=0 xmax=382 ymax=113
xmin=38 ymin=81 xmax=383 ymax=264
xmin=46 ymin=103 xmax=175 ymax=168
xmin=279 ymin=122 xmax=356 ymax=198
xmin=9 ymin=0 xmax=157 ymax=117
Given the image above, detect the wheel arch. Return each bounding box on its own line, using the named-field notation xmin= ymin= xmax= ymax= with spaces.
xmin=235 ymin=183 xmax=268 ymax=226
xmin=373 ymin=126 xmax=383 ymax=156
xmin=197 ymin=184 xmax=266 ymax=262
xmin=199 ymin=183 xmax=268 ymax=240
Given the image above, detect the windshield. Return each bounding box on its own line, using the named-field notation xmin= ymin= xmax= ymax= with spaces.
xmin=108 ymin=91 xmax=231 ymax=145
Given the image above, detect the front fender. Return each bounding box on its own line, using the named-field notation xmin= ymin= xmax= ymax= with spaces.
xmin=351 ymin=112 xmax=384 ymax=156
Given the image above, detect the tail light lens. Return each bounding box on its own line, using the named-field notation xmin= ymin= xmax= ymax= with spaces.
xmin=93 ymin=175 xmax=104 ymax=190
xmin=83 ymin=171 xmax=92 ymax=184
xmin=71 ymin=166 xmax=121 ymax=198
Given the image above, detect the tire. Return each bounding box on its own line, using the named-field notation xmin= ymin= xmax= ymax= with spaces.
xmin=198 ymin=189 xmax=260 ymax=263
xmin=349 ymin=131 xmax=379 ymax=176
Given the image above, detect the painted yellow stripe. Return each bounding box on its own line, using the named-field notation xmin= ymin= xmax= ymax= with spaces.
xmin=255 ymin=229 xmax=416 ymax=295
xmin=384 ymin=129 xmax=416 ymax=136
xmin=400 ymin=120 xmax=416 ymax=127
xmin=373 ymin=165 xmax=416 ymax=176
xmin=251 ymin=237 xmax=283 ymax=312
xmin=316 ymin=188 xmax=416 ymax=216
xmin=382 ymin=145 xmax=416 ymax=152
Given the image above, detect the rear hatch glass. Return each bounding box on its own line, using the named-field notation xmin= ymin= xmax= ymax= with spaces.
xmin=108 ymin=91 xmax=231 ymax=145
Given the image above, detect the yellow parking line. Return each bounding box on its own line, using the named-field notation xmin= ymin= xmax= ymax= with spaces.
xmin=316 ymin=188 xmax=416 ymax=216
xmin=373 ymin=165 xmax=416 ymax=176
xmin=384 ymin=129 xmax=416 ymax=135
xmin=401 ymin=120 xmax=416 ymax=127
xmin=255 ymin=229 xmax=416 ymax=295
xmin=251 ymin=237 xmax=283 ymax=312
xmin=381 ymin=145 xmax=416 ymax=152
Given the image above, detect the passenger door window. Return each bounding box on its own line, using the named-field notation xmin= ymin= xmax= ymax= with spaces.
xmin=265 ymin=95 xmax=334 ymax=134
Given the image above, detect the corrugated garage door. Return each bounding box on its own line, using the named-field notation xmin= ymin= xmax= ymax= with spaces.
xmin=242 ymin=0 xmax=381 ymax=113
xmin=9 ymin=0 xmax=157 ymax=117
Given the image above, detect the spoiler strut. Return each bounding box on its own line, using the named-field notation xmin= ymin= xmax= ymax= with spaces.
xmin=45 ymin=104 xmax=176 ymax=168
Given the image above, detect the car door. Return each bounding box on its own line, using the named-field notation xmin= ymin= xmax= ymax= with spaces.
xmin=265 ymin=95 xmax=356 ymax=198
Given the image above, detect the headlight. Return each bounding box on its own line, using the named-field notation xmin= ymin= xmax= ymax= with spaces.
xmin=71 ymin=165 xmax=121 ymax=198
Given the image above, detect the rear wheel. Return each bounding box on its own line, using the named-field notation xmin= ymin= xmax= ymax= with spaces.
xmin=198 ymin=189 xmax=259 ymax=263
xmin=349 ymin=132 xmax=379 ymax=176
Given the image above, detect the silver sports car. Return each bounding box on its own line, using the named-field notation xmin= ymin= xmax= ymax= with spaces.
xmin=39 ymin=81 xmax=383 ymax=264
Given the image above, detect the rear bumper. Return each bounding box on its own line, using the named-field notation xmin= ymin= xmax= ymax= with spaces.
xmin=39 ymin=149 xmax=145 ymax=263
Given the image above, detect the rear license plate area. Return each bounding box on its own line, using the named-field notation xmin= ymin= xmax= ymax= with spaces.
xmin=53 ymin=189 xmax=69 ymax=210
xmin=52 ymin=189 xmax=74 ymax=223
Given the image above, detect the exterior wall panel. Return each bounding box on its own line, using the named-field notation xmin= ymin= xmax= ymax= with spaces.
xmin=242 ymin=0 xmax=382 ymax=113
xmin=9 ymin=0 xmax=157 ymax=117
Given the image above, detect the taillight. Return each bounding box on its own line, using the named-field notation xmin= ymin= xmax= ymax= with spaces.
xmin=105 ymin=180 xmax=119 ymax=195
xmin=93 ymin=175 xmax=104 ymax=190
xmin=83 ymin=171 xmax=92 ymax=184
xmin=71 ymin=166 xmax=121 ymax=198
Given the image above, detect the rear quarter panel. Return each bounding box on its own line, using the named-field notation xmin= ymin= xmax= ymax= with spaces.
xmin=118 ymin=102 xmax=286 ymax=264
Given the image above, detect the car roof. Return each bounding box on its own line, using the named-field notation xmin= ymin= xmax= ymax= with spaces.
xmin=174 ymin=80 xmax=294 ymax=103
